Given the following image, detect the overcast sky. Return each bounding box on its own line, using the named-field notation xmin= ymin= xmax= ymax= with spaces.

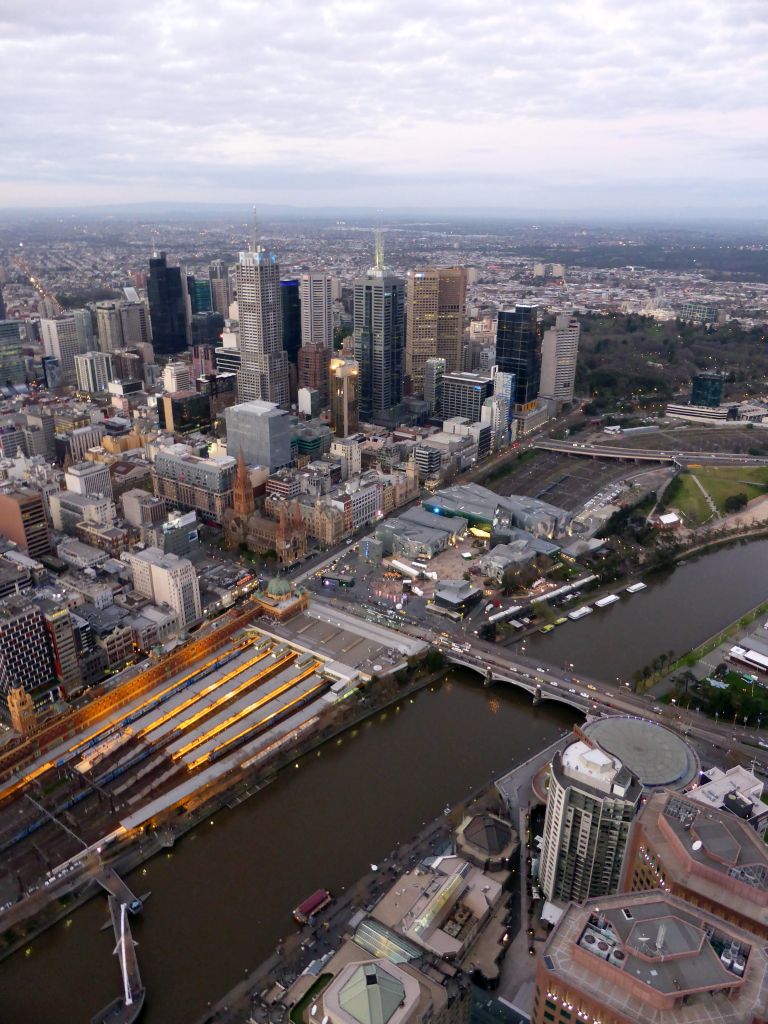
xmin=1 ymin=0 xmax=766 ymax=216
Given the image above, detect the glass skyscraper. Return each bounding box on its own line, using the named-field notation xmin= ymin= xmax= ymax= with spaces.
xmin=147 ymin=251 xmax=188 ymax=354
xmin=353 ymin=264 xmax=405 ymax=422
xmin=280 ymin=279 xmax=302 ymax=366
xmin=495 ymin=305 xmax=542 ymax=413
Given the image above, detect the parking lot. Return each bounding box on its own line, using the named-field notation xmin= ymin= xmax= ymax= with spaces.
xmin=490 ymin=449 xmax=634 ymax=511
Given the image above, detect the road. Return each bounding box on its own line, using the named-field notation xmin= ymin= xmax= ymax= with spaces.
xmin=536 ymin=438 xmax=768 ymax=466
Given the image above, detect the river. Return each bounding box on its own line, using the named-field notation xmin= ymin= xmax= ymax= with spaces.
xmin=0 ymin=670 xmax=576 ymax=1024
xmin=3 ymin=538 xmax=768 ymax=1024
xmin=522 ymin=539 xmax=768 ymax=682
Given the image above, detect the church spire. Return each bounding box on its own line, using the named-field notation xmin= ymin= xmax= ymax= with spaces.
xmin=233 ymin=449 xmax=255 ymax=517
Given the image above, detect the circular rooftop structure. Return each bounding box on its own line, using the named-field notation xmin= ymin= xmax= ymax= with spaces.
xmin=582 ymin=716 xmax=699 ymax=790
xmin=265 ymin=576 xmax=291 ymax=598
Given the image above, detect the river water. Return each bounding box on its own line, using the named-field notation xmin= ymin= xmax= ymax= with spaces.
xmin=0 ymin=672 xmax=577 ymax=1024
xmin=522 ymin=539 xmax=768 ymax=682
xmin=3 ymin=538 xmax=768 ymax=1024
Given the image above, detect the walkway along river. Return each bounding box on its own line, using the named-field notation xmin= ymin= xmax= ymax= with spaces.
xmin=3 ymin=537 xmax=768 ymax=1023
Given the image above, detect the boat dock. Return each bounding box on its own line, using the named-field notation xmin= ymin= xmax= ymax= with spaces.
xmin=91 ymin=896 xmax=145 ymax=1024
xmin=568 ymin=606 xmax=593 ymax=621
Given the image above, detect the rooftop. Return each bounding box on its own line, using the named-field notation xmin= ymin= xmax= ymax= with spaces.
xmin=581 ymin=716 xmax=699 ymax=790
xmin=541 ymin=891 xmax=768 ymax=1024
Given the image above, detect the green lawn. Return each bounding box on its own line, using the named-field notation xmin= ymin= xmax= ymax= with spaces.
xmin=290 ymin=975 xmax=332 ymax=1024
xmin=694 ymin=466 xmax=768 ymax=513
xmin=669 ymin=474 xmax=713 ymax=525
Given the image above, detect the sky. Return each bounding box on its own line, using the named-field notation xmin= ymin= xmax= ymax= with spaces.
xmin=1 ymin=0 xmax=767 ymax=217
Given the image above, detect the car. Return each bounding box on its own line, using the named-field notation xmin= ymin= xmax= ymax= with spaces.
xmin=587 ymin=684 xmax=597 ymax=691
xmin=653 ymin=706 xmax=662 ymax=714
xmin=568 ymin=687 xmax=577 ymax=694
xmin=580 ymin=691 xmax=589 ymax=698
xmin=550 ymin=681 xmax=559 ymax=688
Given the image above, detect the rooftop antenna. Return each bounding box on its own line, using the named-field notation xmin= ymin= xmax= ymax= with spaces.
xmin=250 ymin=205 xmax=260 ymax=252
xmin=374 ymin=228 xmax=384 ymax=271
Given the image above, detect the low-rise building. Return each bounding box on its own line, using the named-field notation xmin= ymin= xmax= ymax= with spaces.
xmin=533 ymin=890 xmax=768 ymax=1024
xmin=622 ymin=790 xmax=768 ymax=939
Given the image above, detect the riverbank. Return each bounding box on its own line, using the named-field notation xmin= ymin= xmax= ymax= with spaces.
xmin=0 ymin=662 xmax=452 ymax=966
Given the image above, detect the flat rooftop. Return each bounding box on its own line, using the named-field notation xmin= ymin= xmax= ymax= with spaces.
xmin=582 ymin=716 xmax=699 ymax=789
xmin=644 ymin=794 xmax=768 ymax=929
xmin=541 ymin=891 xmax=768 ymax=1024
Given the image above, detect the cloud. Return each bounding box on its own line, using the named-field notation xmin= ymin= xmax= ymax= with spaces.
xmin=0 ymin=0 xmax=766 ymax=214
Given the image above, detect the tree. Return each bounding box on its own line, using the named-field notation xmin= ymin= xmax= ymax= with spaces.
xmin=725 ymin=493 xmax=748 ymax=513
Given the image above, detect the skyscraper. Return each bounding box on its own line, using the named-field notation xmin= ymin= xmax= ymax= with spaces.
xmin=297 ymin=343 xmax=329 ymax=406
xmin=405 ymin=267 xmax=467 ymax=394
xmin=329 ymin=357 xmax=359 ymax=437
xmin=147 ymin=251 xmax=188 ymax=354
xmin=190 ymin=278 xmax=213 ymax=313
xmin=235 ymin=248 xmax=289 ymax=407
xmin=300 ymin=272 xmax=333 ymax=349
xmin=40 ymin=313 xmax=91 ymax=385
xmin=495 ymin=304 xmax=542 ymax=414
xmin=423 ymin=357 xmax=446 ymax=417
xmin=74 ymin=351 xmax=114 ymax=394
xmin=353 ymin=244 xmax=405 ymax=422
xmin=539 ymin=313 xmax=580 ymax=406
xmin=280 ymin=279 xmax=302 ymax=365
xmin=0 ymin=320 xmax=25 ymax=385
xmin=540 ymin=738 xmax=640 ymax=904
xmin=208 ymin=260 xmax=231 ymax=316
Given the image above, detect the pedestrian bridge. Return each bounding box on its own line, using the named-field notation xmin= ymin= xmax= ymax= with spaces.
xmin=91 ymin=896 xmax=145 ymax=1024
xmin=444 ymin=652 xmax=590 ymax=713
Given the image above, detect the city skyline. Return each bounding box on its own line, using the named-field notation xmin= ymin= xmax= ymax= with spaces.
xmin=1 ymin=1 xmax=766 ymax=217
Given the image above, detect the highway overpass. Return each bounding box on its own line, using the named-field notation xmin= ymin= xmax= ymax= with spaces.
xmin=535 ymin=439 xmax=768 ymax=466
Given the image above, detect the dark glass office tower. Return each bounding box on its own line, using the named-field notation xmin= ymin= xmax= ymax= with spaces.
xmin=148 ymin=252 xmax=188 ymax=354
xmin=189 ymin=277 xmax=213 ymax=314
xmin=496 ymin=304 xmax=542 ymax=413
xmin=353 ymin=267 xmax=405 ymax=422
xmin=280 ymin=279 xmax=302 ymax=366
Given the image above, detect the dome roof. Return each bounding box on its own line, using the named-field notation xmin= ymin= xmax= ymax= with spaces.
xmin=266 ymin=576 xmax=292 ymax=597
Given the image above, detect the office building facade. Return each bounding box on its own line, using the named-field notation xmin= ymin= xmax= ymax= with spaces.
xmin=440 ymin=371 xmax=494 ymax=423
xmin=423 ymin=357 xmax=446 ymax=417
xmin=300 ymin=272 xmax=333 ymax=349
xmin=235 ymin=248 xmax=289 ymax=406
xmin=691 ymin=371 xmax=725 ymax=408
xmin=153 ymin=444 xmax=235 ymax=523
xmin=353 ymin=264 xmax=405 ymax=422
xmin=329 ymin=357 xmax=359 ymax=437
xmin=0 ymin=320 xmax=26 ymax=385
xmin=75 ymin=351 xmax=114 ymax=394
xmin=208 ymin=260 xmax=231 ymax=316
xmin=40 ymin=313 xmax=91 ymax=385
xmin=405 ymin=267 xmax=467 ymax=394
xmin=539 ymin=313 xmax=580 ymax=405
xmin=280 ymin=279 xmax=302 ymax=365
xmin=148 ymin=251 xmax=188 ymax=354
xmin=0 ymin=598 xmax=55 ymax=699
xmin=224 ymin=400 xmax=292 ymax=472
xmin=0 ymin=489 xmax=52 ymax=559
xmin=495 ymin=305 xmax=542 ymax=413
xmin=297 ymin=343 xmax=329 ymax=406
xmin=124 ymin=547 xmax=202 ymax=627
